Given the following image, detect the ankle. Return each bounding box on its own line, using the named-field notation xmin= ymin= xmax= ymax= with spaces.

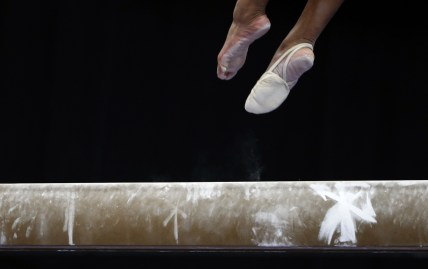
xmin=232 ymin=7 xmax=268 ymax=26
xmin=279 ymin=38 xmax=315 ymax=52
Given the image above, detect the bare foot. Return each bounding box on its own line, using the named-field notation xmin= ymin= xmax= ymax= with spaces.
xmin=217 ymin=15 xmax=271 ymax=80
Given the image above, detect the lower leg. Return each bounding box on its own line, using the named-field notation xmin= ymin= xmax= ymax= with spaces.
xmin=217 ymin=0 xmax=271 ymax=80
xmin=245 ymin=0 xmax=345 ymax=114
xmin=271 ymin=0 xmax=345 ymax=90
xmin=270 ymin=0 xmax=345 ymax=67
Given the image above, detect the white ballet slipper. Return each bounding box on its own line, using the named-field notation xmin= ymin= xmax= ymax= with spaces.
xmin=245 ymin=43 xmax=314 ymax=114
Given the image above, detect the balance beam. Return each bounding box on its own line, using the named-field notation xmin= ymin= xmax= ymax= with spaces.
xmin=0 ymin=181 xmax=427 ymax=251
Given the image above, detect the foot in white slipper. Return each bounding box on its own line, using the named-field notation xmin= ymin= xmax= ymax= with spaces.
xmin=244 ymin=43 xmax=314 ymax=114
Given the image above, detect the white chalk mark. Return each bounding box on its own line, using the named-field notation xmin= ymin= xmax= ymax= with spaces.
xmin=0 ymin=231 xmax=6 ymax=244
xmin=126 ymin=186 xmax=144 ymax=205
xmin=39 ymin=212 xmax=46 ymax=237
xmin=63 ymin=192 xmax=76 ymax=246
xmin=162 ymin=200 xmax=187 ymax=244
xmin=11 ymin=217 xmax=21 ymax=231
xmin=26 ymin=225 xmax=32 ymax=238
xmin=8 ymin=205 xmax=19 ymax=214
xmin=252 ymin=210 xmax=290 ymax=246
xmin=311 ymin=183 xmax=377 ymax=245
xmin=362 ymin=192 xmax=376 ymax=220
xmin=25 ymin=216 xmax=36 ymax=239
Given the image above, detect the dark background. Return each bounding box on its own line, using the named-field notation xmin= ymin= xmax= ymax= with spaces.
xmin=1 ymin=0 xmax=428 ymax=267
xmin=1 ymin=0 xmax=428 ymax=183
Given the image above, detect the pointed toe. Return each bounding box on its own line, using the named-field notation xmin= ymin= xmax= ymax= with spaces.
xmin=244 ymin=72 xmax=290 ymax=114
xmin=244 ymin=43 xmax=313 ymax=114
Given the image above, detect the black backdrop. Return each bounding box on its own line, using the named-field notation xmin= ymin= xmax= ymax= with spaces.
xmin=1 ymin=0 xmax=428 ymax=267
xmin=1 ymin=0 xmax=428 ymax=183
